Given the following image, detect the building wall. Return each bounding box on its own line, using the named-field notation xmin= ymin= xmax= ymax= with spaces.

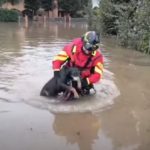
xmin=2 ymin=1 xmax=25 ymax=12
xmin=1 ymin=0 xmax=58 ymax=18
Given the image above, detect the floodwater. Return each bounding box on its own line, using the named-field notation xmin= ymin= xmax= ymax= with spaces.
xmin=0 ymin=22 xmax=150 ymax=150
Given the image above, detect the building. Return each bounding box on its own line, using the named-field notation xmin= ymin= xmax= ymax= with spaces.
xmin=2 ymin=0 xmax=59 ymax=18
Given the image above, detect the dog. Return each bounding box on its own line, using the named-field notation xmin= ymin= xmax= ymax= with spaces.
xmin=40 ymin=67 xmax=82 ymax=99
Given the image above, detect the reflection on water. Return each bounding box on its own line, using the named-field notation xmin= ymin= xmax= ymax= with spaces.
xmin=53 ymin=113 xmax=114 ymax=150
xmin=0 ymin=22 xmax=120 ymax=113
xmin=0 ymin=102 xmax=113 ymax=150
xmin=53 ymin=113 xmax=100 ymax=150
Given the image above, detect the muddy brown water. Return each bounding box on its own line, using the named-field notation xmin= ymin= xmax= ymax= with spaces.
xmin=0 ymin=22 xmax=150 ymax=150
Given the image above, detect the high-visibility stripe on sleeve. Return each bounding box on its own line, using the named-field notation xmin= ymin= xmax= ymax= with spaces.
xmin=87 ymin=78 xmax=90 ymax=85
xmin=54 ymin=69 xmax=60 ymax=71
xmin=95 ymin=66 xmax=103 ymax=76
xmin=94 ymin=61 xmax=103 ymax=76
xmin=58 ymin=51 xmax=68 ymax=57
xmin=53 ymin=51 xmax=69 ymax=61
xmin=54 ymin=55 xmax=68 ymax=61
xmin=97 ymin=62 xmax=103 ymax=70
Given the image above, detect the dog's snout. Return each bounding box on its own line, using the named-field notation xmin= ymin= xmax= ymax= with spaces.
xmin=72 ymin=76 xmax=79 ymax=81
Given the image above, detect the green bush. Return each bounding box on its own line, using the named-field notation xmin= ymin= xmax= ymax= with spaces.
xmin=0 ymin=9 xmax=19 ymax=22
xmin=86 ymin=0 xmax=150 ymax=54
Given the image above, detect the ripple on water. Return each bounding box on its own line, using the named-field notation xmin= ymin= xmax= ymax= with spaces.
xmin=0 ymin=41 xmax=120 ymax=113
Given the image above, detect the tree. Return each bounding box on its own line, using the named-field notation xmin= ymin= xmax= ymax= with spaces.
xmin=24 ymin=0 xmax=41 ymax=15
xmin=41 ymin=0 xmax=53 ymax=11
xmin=88 ymin=0 xmax=150 ymax=53
xmin=116 ymin=0 xmax=150 ymax=53
xmin=80 ymin=0 xmax=89 ymax=9
xmin=6 ymin=0 xmax=21 ymax=5
xmin=96 ymin=0 xmax=132 ymax=35
xmin=84 ymin=0 xmax=93 ymax=29
xmin=58 ymin=0 xmax=88 ymax=16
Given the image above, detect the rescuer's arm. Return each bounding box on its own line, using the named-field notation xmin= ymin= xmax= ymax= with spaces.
xmin=82 ymin=55 xmax=104 ymax=86
xmin=52 ymin=44 xmax=72 ymax=77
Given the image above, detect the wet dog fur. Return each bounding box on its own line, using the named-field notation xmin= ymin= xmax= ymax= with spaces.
xmin=40 ymin=67 xmax=81 ymax=99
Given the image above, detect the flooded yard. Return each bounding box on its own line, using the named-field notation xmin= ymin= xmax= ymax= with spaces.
xmin=0 ymin=22 xmax=150 ymax=150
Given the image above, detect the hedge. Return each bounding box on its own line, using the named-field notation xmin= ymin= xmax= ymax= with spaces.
xmin=0 ymin=9 xmax=19 ymax=22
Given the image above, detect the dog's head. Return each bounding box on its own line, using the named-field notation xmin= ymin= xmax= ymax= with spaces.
xmin=67 ymin=67 xmax=81 ymax=81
